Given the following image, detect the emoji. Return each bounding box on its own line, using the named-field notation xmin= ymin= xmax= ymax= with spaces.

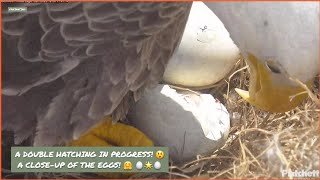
xmin=123 ymin=161 xmax=132 ymax=170
xmin=144 ymin=161 xmax=153 ymax=169
xmin=136 ymin=161 xmax=143 ymax=170
xmin=154 ymin=161 xmax=161 ymax=170
xmin=155 ymin=150 xmax=165 ymax=159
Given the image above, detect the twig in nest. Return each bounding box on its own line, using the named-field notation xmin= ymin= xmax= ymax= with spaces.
xmin=288 ymin=77 xmax=320 ymax=106
xmin=168 ymin=85 xmax=201 ymax=95
xmin=272 ymin=61 xmax=320 ymax=106
xmin=167 ymin=171 xmax=191 ymax=178
xmin=226 ymin=60 xmax=248 ymax=99
xmin=289 ymin=91 xmax=308 ymax=102
xmin=228 ymin=65 xmax=249 ymax=81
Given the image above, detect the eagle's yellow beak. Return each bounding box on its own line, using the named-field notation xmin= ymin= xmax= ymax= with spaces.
xmin=235 ymin=53 xmax=312 ymax=113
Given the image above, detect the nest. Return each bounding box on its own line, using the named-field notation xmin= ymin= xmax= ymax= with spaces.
xmin=132 ymin=58 xmax=320 ymax=179
xmin=2 ymin=59 xmax=319 ymax=179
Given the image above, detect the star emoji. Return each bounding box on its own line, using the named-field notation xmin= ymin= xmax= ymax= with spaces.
xmin=144 ymin=161 xmax=153 ymax=169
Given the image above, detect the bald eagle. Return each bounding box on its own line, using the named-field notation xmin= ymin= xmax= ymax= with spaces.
xmin=2 ymin=2 xmax=318 ymax=147
xmin=2 ymin=2 xmax=192 ymax=145
xmin=205 ymin=2 xmax=319 ymax=112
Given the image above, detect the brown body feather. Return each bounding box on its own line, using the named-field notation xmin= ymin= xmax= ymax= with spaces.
xmin=2 ymin=2 xmax=192 ymax=145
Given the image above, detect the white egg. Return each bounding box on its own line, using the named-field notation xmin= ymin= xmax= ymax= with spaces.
xmin=163 ymin=2 xmax=240 ymax=89
xmin=154 ymin=161 xmax=161 ymax=170
xmin=129 ymin=85 xmax=230 ymax=163
xmin=136 ymin=161 xmax=143 ymax=170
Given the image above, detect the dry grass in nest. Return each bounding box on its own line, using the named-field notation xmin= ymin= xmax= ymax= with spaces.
xmin=2 ymin=59 xmax=319 ymax=179
xmin=154 ymin=59 xmax=319 ymax=179
xmin=131 ymin=59 xmax=319 ymax=179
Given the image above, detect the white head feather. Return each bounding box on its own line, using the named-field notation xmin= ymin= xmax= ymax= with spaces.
xmin=205 ymin=2 xmax=319 ymax=83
